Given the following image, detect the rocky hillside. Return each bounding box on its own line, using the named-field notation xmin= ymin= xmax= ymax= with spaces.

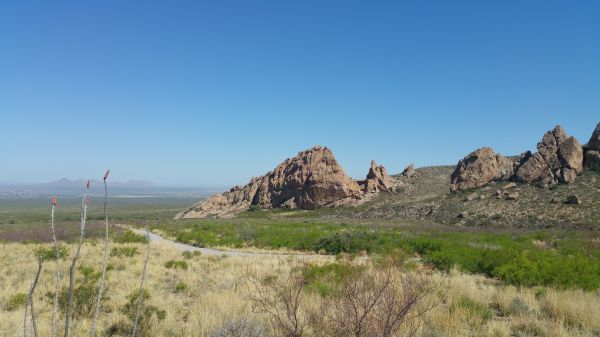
xmin=176 ymin=146 xmax=393 ymax=218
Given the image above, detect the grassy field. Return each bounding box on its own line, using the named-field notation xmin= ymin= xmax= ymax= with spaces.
xmin=2 ymin=241 xmax=600 ymax=337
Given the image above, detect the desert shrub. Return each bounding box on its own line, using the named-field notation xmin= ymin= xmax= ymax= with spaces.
xmin=300 ymin=262 xmax=364 ymax=297
xmin=174 ymin=281 xmax=188 ymax=293
xmin=105 ymin=288 xmax=166 ymax=337
xmin=35 ymin=245 xmax=68 ymax=261
xmin=509 ymin=297 xmax=530 ymax=316
xmin=58 ymin=265 xmax=108 ymax=317
xmin=164 ymin=260 xmax=188 ymax=270
xmin=494 ymin=250 xmax=600 ymax=290
xmin=453 ymin=296 xmax=492 ymax=324
xmin=4 ymin=292 xmax=27 ymax=311
xmin=113 ymin=230 xmax=147 ymax=244
xmin=322 ymin=266 xmax=438 ymax=337
xmin=181 ymin=250 xmax=201 ymax=259
xmin=312 ymin=231 xmax=377 ymax=254
xmin=211 ymin=317 xmax=268 ymax=337
xmin=237 ymin=224 xmax=257 ymax=244
xmin=110 ymin=246 xmax=139 ymax=257
xmin=247 ymin=205 xmax=261 ymax=212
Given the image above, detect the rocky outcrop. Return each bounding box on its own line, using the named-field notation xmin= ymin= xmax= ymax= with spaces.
xmin=176 ymin=146 xmax=390 ymax=219
xmin=514 ymin=126 xmax=583 ymax=184
xmin=401 ymin=164 xmax=415 ymax=178
xmin=451 ymin=125 xmax=589 ymax=191
xmin=450 ymin=148 xmax=516 ymax=191
xmin=584 ymin=123 xmax=600 ymax=170
xmin=359 ymin=160 xmax=392 ymax=193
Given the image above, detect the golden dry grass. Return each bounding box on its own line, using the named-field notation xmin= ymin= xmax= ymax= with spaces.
xmin=1 ymin=242 xmax=600 ymax=337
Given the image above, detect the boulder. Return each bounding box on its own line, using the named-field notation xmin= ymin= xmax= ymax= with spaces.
xmin=176 ymin=146 xmax=364 ymax=218
xmin=514 ymin=126 xmax=583 ymax=184
xmin=450 ymin=147 xmax=516 ymax=191
xmin=565 ymin=195 xmax=581 ymax=205
xmin=401 ymin=164 xmax=415 ymax=178
xmin=506 ymin=192 xmax=519 ymax=201
xmin=584 ymin=123 xmax=600 ymax=170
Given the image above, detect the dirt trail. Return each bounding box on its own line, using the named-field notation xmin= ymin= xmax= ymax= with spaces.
xmin=125 ymin=226 xmax=323 ymax=259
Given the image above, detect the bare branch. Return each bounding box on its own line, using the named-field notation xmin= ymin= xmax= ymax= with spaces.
xmin=50 ymin=197 xmax=61 ymax=337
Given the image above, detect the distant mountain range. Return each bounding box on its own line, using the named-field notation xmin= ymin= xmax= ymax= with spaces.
xmin=0 ymin=178 xmax=221 ymax=198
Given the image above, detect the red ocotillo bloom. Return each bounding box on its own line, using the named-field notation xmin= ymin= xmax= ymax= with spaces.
xmin=51 ymin=196 xmax=57 ymax=206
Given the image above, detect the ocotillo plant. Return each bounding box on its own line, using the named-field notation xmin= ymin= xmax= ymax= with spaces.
xmin=63 ymin=182 xmax=90 ymax=337
xmin=90 ymin=170 xmax=111 ymax=337
xmin=131 ymin=222 xmax=151 ymax=337
xmin=50 ymin=196 xmax=61 ymax=337
xmin=22 ymin=255 xmax=43 ymax=337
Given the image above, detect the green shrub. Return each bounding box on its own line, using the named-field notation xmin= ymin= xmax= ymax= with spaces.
xmin=182 ymin=250 xmax=201 ymax=259
xmin=174 ymin=281 xmax=188 ymax=293
xmin=110 ymin=246 xmax=139 ymax=257
xmin=300 ymin=262 xmax=364 ymax=297
xmin=113 ymin=230 xmax=147 ymax=244
xmin=454 ymin=296 xmax=492 ymax=323
xmin=105 ymin=288 xmax=166 ymax=337
xmin=312 ymin=231 xmax=377 ymax=254
xmin=247 ymin=205 xmax=261 ymax=212
xmin=237 ymin=224 xmax=256 ymax=244
xmin=58 ymin=265 xmax=108 ymax=317
xmin=164 ymin=260 xmax=188 ymax=270
xmin=4 ymin=293 xmax=27 ymax=311
xmin=35 ymin=245 xmax=68 ymax=261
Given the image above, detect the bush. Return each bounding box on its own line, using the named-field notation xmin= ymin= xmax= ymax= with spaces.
xmin=181 ymin=250 xmax=201 ymax=259
xmin=110 ymin=246 xmax=139 ymax=257
xmin=58 ymin=265 xmax=108 ymax=317
xmin=211 ymin=317 xmax=268 ymax=337
xmin=174 ymin=281 xmax=188 ymax=293
xmin=4 ymin=293 xmax=27 ymax=311
xmin=36 ymin=245 xmax=68 ymax=261
xmin=312 ymin=231 xmax=377 ymax=254
xmin=453 ymin=296 xmax=492 ymax=323
xmin=164 ymin=260 xmax=188 ymax=270
xmin=113 ymin=230 xmax=147 ymax=244
xmin=237 ymin=224 xmax=256 ymax=244
xmin=301 ymin=262 xmax=364 ymax=297
xmin=105 ymin=288 xmax=166 ymax=337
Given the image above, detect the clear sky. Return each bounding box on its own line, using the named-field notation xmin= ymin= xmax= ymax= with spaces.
xmin=1 ymin=1 xmax=599 ymax=187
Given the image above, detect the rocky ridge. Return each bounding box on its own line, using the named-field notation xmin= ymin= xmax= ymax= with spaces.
xmin=176 ymin=146 xmax=393 ymax=218
xmin=451 ymin=124 xmax=593 ymax=191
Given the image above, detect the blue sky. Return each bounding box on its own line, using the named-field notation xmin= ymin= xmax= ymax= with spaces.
xmin=1 ymin=1 xmax=599 ymax=187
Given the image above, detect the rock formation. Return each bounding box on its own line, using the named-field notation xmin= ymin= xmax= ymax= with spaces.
xmin=450 ymin=147 xmax=516 ymax=191
xmin=451 ymin=125 xmax=588 ymax=191
xmin=584 ymin=123 xmax=600 ymax=170
xmin=176 ymin=146 xmax=392 ymax=219
xmin=514 ymin=126 xmax=583 ymax=184
xmin=401 ymin=164 xmax=415 ymax=178
xmin=359 ymin=160 xmax=392 ymax=193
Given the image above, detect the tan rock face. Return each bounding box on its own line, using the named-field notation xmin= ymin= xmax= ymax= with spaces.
xmin=584 ymin=123 xmax=600 ymax=170
xmin=401 ymin=164 xmax=415 ymax=178
xmin=176 ymin=146 xmax=369 ymax=218
xmin=361 ymin=160 xmax=392 ymax=193
xmin=514 ymin=126 xmax=583 ymax=184
xmin=450 ymin=147 xmax=516 ymax=191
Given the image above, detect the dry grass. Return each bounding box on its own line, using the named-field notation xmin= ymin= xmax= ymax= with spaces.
xmin=1 ymin=242 xmax=600 ymax=337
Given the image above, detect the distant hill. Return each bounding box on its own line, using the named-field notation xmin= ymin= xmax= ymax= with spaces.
xmin=0 ymin=178 xmax=221 ymax=198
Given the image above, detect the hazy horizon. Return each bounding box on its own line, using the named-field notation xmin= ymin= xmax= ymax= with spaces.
xmin=2 ymin=1 xmax=599 ymax=186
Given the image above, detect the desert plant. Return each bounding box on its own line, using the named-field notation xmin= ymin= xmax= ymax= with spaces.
xmin=322 ymin=265 xmax=438 ymax=337
xmin=131 ymin=223 xmax=152 ymax=337
xmin=110 ymin=246 xmax=139 ymax=257
xmin=23 ymin=255 xmax=43 ymax=337
xmin=58 ymin=265 xmax=108 ymax=318
xmin=181 ymin=250 xmax=201 ymax=259
xmin=50 ymin=196 xmax=61 ymax=337
xmin=164 ymin=260 xmax=188 ymax=270
xmin=211 ymin=316 xmax=268 ymax=337
xmin=90 ymin=169 xmax=111 ymax=337
xmin=64 ymin=182 xmax=90 ymax=337
xmin=246 ymin=269 xmax=309 ymax=337
xmin=105 ymin=288 xmax=166 ymax=337
xmin=5 ymin=293 xmax=28 ymax=311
